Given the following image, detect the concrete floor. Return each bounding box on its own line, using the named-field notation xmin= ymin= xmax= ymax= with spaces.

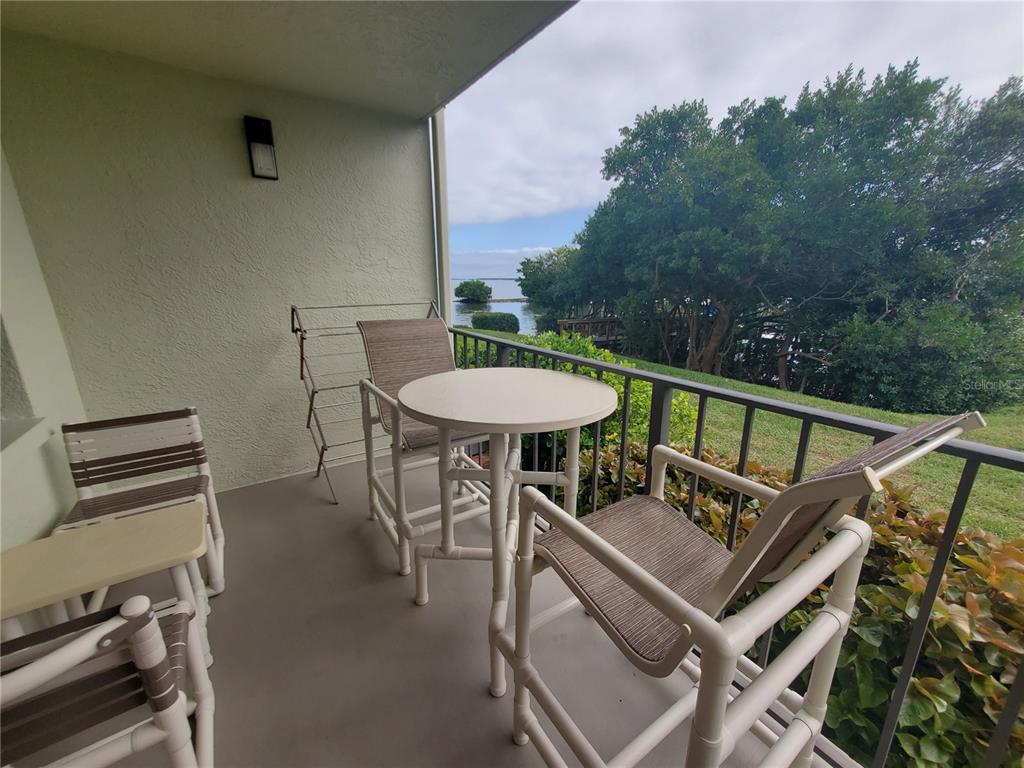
xmin=98 ymin=460 xmax=778 ymax=768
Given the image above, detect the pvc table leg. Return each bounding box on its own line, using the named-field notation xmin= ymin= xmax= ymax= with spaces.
xmin=488 ymin=432 xmax=510 ymax=697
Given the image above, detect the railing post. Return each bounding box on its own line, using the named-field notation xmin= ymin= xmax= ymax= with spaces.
xmin=496 ymin=344 xmax=510 ymax=367
xmin=981 ymin=656 xmax=1024 ymax=766
xmin=644 ymin=382 xmax=673 ymax=493
xmin=872 ymin=459 xmax=981 ymax=768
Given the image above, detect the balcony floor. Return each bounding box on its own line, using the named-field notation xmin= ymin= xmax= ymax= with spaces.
xmin=104 ymin=459 xmax=789 ymax=767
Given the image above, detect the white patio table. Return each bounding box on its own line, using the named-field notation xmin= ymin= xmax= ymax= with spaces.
xmin=399 ymin=366 xmax=617 ymax=697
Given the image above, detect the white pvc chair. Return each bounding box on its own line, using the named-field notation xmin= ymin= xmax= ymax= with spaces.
xmin=1 ymin=596 xmax=214 ymax=768
xmin=501 ymin=412 xmax=984 ymax=767
xmin=57 ymin=408 xmax=227 ymax=616
xmin=358 ymin=318 xmax=491 ymax=588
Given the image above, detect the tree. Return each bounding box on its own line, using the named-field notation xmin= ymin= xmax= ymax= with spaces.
xmin=455 ymin=279 xmax=492 ymax=303
xmin=516 ymin=246 xmax=585 ymax=331
xmin=518 ymin=64 xmax=1024 ymax=412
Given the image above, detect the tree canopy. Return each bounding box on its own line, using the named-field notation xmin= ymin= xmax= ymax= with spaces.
xmin=455 ymin=279 xmax=492 ymax=303
xmin=518 ymin=63 xmax=1024 ymax=413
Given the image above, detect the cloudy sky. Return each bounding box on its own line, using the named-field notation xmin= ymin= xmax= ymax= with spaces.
xmin=446 ymin=0 xmax=1022 ymax=273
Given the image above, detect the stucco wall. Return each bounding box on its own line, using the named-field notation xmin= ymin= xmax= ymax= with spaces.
xmin=1 ymin=150 xmax=86 ymax=546
xmin=1 ymin=31 xmax=438 ymax=491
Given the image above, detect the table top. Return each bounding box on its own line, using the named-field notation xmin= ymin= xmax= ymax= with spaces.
xmin=398 ymin=367 xmax=618 ymax=434
xmin=1 ymin=502 xmax=207 ymax=619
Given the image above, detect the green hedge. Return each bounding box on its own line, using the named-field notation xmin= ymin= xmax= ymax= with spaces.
xmin=576 ymin=440 xmax=1024 ymax=767
xmin=455 ymin=331 xmax=697 ymax=444
xmin=471 ymin=311 xmax=520 ymax=334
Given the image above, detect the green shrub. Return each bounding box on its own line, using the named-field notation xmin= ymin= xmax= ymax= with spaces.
xmin=576 ymin=439 xmax=1024 ymax=767
xmin=455 ymin=279 xmax=492 ymax=302
xmin=471 ymin=312 xmax=519 ymax=333
xmin=515 ymin=331 xmax=696 ymax=444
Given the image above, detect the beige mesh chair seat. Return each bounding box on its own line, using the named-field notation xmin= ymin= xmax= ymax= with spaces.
xmin=1 ymin=597 xmax=214 ymax=768
xmin=401 ymin=419 xmax=479 ymax=451
xmin=63 ymin=474 xmax=210 ymax=525
xmin=536 ymin=495 xmax=733 ymax=665
xmin=502 ymin=412 xmax=985 ymax=768
xmin=358 ymin=317 xmax=491 ymax=587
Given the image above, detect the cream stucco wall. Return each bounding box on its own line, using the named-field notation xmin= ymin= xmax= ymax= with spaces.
xmin=1 ymin=31 xmax=438 ymax=491
xmin=1 ymin=150 xmax=87 ymax=546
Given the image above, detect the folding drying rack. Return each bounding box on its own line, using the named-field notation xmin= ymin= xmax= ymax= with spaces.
xmin=290 ymin=300 xmax=440 ymax=503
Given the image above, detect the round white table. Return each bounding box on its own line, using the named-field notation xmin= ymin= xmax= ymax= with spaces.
xmin=399 ymin=367 xmax=617 ymax=696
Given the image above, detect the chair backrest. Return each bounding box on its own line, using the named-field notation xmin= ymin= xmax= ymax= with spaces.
xmin=357 ymin=318 xmax=454 ymax=432
xmin=63 ymin=408 xmax=207 ymax=491
xmin=703 ymin=411 xmax=985 ymax=615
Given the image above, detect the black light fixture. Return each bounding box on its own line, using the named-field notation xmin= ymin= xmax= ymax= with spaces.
xmin=244 ymin=115 xmax=278 ymax=180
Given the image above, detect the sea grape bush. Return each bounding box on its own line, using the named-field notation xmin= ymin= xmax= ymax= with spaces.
xmin=471 ymin=311 xmax=520 ymax=334
xmin=575 ymin=439 xmax=1024 ymax=767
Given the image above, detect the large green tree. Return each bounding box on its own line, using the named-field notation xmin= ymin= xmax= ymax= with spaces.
xmin=519 ymin=64 xmax=1024 ymax=412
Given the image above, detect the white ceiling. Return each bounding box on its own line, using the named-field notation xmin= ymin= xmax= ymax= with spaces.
xmin=0 ymin=1 xmax=572 ymax=119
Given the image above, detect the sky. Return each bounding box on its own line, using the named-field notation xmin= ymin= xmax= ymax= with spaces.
xmin=446 ymin=0 xmax=1023 ymax=277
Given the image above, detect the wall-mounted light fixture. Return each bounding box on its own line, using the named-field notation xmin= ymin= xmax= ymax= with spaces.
xmin=244 ymin=115 xmax=278 ymax=180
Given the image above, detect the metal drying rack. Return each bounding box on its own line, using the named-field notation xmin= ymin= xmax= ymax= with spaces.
xmin=290 ymin=300 xmax=440 ymax=503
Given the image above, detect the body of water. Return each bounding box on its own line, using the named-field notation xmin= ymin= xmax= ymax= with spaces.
xmin=451 ymin=278 xmax=538 ymax=334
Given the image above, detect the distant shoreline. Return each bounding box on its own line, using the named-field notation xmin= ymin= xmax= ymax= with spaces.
xmin=458 ymin=297 xmax=527 ymax=303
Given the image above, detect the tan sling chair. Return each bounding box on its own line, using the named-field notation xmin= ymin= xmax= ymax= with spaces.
xmin=358 ymin=318 xmax=493 ymax=599
xmin=500 ymin=412 xmax=984 ymax=767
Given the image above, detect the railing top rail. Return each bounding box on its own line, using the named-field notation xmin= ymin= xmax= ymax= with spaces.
xmin=450 ymin=327 xmax=1024 ymax=472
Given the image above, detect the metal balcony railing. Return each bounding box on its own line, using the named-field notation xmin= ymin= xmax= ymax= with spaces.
xmin=450 ymin=326 xmax=1024 ymax=768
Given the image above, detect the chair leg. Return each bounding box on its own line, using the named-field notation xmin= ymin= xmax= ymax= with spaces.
xmin=186 ymin=559 xmax=211 ymax=619
xmin=186 ymin=615 xmax=216 ymax=768
xmin=414 ymin=544 xmax=430 ymax=605
xmin=398 ymin=536 xmax=411 ymax=577
xmin=86 ymin=586 xmax=110 ymax=613
xmin=685 ymin=645 xmax=737 ymax=768
xmin=160 ymin=695 xmax=200 ymax=768
xmin=1 ymin=617 xmax=25 ymax=641
xmin=202 ymin=488 xmax=226 ymax=595
xmin=65 ymin=595 xmax=87 ymax=619
xmin=199 ymin=524 xmax=224 ymax=600
xmin=513 ymin=497 xmax=537 ymax=746
xmin=44 ymin=601 xmax=70 ymax=626
xmin=362 ymin=386 xmax=379 ymax=521
xmin=792 ymin=535 xmax=868 ymax=768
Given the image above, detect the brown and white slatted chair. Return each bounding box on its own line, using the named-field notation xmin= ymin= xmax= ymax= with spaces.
xmin=358 ymin=318 xmax=491 ymax=592
xmin=1 ymin=595 xmax=214 ymax=768
xmin=502 ymin=412 xmax=985 ymax=768
xmin=57 ymin=408 xmax=226 ymax=615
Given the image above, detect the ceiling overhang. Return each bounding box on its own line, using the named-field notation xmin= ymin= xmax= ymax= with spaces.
xmin=0 ymin=1 xmax=573 ymax=119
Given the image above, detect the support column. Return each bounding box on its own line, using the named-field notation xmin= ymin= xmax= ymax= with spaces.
xmin=430 ymin=110 xmax=453 ymax=323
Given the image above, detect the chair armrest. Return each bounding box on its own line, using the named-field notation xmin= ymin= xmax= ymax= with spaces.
xmin=650 ymin=444 xmax=780 ymax=503
xmin=359 ymin=378 xmax=399 ymax=411
xmin=522 ymin=488 xmax=723 ymax=642
xmin=721 ymin=516 xmax=871 ymax=650
xmin=1 ymin=616 xmax=126 ymax=704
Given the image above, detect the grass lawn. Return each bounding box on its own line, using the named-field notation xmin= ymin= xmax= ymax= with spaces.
xmin=459 ymin=327 xmax=1023 ymax=538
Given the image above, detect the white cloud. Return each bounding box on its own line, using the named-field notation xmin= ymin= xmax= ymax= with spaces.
xmin=446 ymin=1 xmax=1023 ymax=226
